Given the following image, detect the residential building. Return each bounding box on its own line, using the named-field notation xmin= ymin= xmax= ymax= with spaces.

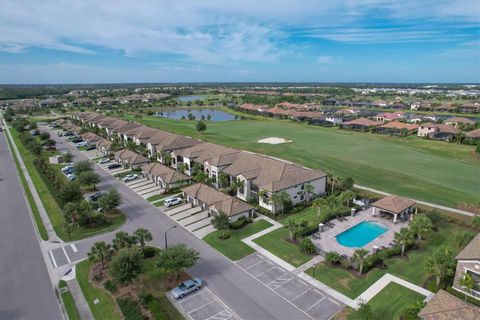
xmin=182 ymin=183 xmax=254 ymax=222
xmin=376 ymin=121 xmax=418 ymax=136
xmin=374 ymin=112 xmax=405 ymax=122
xmin=444 ymin=117 xmax=476 ymax=128
xmin=141 ymin=162 xmax=190 ymax=190
xmin=466 ymin=129 xmax=480 ymax=141
xmin=371 ymin=195 xmax=416 ymax=223
xmin=342 ymin=118 xmax=383 ymax=131
xmin=452 ymin=233 xmax=480 ymax=300
xmin=418 ymin=289 xmax=480 ymax=320
xmin=114 ymin=149 xmax=150 ymax=169
xmin=71 ymin=98 xmax=94 ymax=107
xmin=417 ymin=123 xmax=459 ymax=141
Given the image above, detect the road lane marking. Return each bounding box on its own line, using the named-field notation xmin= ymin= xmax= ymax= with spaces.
xmin=48 ymin=250 xmax=58 ymax=268
xmin=70 ymin=243 xmax=78 ymax=252
xmin=62 ymin=246 xmax=71 ymax=264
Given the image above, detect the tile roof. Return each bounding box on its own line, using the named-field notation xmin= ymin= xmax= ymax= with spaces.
xmin=418 ymin=290 xmax=480 ymax=320
xmin=114 ymin=149 xmax=150 ymax=165
xmin=372 ymin=195 xmax=416 ymax=214
xmin=444 ymin=117 xmax=476 ymax=125
xmin=146 ymin=131 xmax=200 ymax=152
xmin=420 ymin=123 xmax=459 ymax=134
xmin=378 ymin=121 xmax=418 ymax=131
xmin=141 ymin=162 xmax=190 ymax=184
xmin=343 ymin=117 xmax=383 ymax=127
xmin=175 ymin=142 xmax=240 ymax=167
xmin=466 ymin=129 xmax=480 ymax=138
xmin=456 ymin=233 xmax=480 ymax=260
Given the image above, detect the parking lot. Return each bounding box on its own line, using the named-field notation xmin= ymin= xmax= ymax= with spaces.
xmin=237 ymin=253 xmax=343 ymax=320
xmin=170 ymin=287 xmax=238 ymax=320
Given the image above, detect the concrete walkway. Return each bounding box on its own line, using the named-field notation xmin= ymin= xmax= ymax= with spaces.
xmin=67 ymin=278 xmax=94 ymax=320
xmin=353 ymin=273 xmax=435 ymax=307
xmin=3 ymin=121 xmax=60 ymax=242
xmin=354 ymin=184 xmax=475 ymax=217
xmin=293 ymin=255 xmax=325 ymax=274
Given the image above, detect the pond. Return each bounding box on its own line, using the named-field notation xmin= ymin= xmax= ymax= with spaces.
xmin=155 ymin=109 xmax=238 ymax=121
xmin=177 ymin=95 xmax=208 ymax=102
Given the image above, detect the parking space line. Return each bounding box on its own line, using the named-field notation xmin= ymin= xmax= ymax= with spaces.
xmin=329 ymin=298 xmax=340 ymax=306
xmin=305 ymin=296 xmax=325 ymax=311
xmin=188 ymin=300 xmax=215 ymax=314
xmin=290 ymin=289 xmax=311 ymax=302
xmin=48 ymin=250 xmax=57 ymax=268
xmin=204 ymin=287 xmax=239 ymax=320
xmin=177 ymin=290 xmax=204 ymax=305
xmin=254 ymin=265 xmax=276 ymax=278
xmin=244 ymin=259 xmax=265 ymax=270
xmin=206 ymin=310 xmax=233 ymax=320
xmin=70 ymin=243 xmax=78 ymax=253
xmin=62 ymin=246 xmax=71 ymax=264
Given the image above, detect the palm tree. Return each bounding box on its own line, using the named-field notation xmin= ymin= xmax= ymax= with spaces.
xmin=461 ymin=273 xmax=474 ymax=302
xmin=271 ymin=191 xmax=290 ymax=216
xmin=352 ymin=249 xmax=369 ymax=275
xmin=133 ymin=228 xmax=153 ymax=250
xmin=424 ymin=247 xmax=456 ymax=290
xmin=394 ymin=227 xmax=414 ymax=257
xmin=286 ymin=218 xmax=298 ymax=241
xmin=409 ymin=214 xmax=433 ymax=241
xmin=304 ymin=183 xmax=315 ymax=205
xmin=329 ymin=175 xmax=340 ymax=194
xmin=218 ymin=172 xmax=229 ymax=188
xmin=340 ymin=190 xmax=355 ymax=207
xmin=87 ymin=241 xmax=113 ymax=273
xmin=312 ymin=197 xmax=326 ymax=220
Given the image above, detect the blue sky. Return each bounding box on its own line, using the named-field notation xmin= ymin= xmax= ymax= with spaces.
xmin=0 ymin=0 xmax=479 ymax=84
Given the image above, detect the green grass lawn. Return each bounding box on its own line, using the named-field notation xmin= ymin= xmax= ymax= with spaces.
xmin=124 ymin=114 xmax=479 ymax=208
xmin=76 ymin=260 xmax=122 ymax=320
xmin=11 ymin=128 xmax=126 ymax=241
xmin=253 ymin=227 xmax=313 ymax=267
xmin=58 ymin=280 xmax=81 ymax=320
xmin=359 ymin=283 xmax=424 ymax=320
xmin=147 ymin=194 xmax=165 ymax=202
xmin=4 ymin=129 xmax=49 ymax=240
xmin=306 ymin=221 xmax=474 ymax=299
xmin=203 ymin=220 xmax=273 ymax=260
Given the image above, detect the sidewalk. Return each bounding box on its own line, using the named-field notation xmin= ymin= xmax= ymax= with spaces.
xmin=67 ymin=277 xmax=94 ymax=320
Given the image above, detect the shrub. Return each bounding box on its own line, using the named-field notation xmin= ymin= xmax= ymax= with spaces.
xmin=138 ymin=290 xmax=153 ymax=306
xmin=341 ymin=257 xmax=351 ymax=269
xmin=142 ymin=247 xmax=157 ymax=259
xmin=325 ymin=251 xmax=342 ymax=266
xmin=218 ymin=233 xmax=230 ymax=240
xmin=229 ymin=217 xmax=252 ymax=230
xmin=299 ymin=238 xmax=315 ymax=254
xmin=93 ymin=273 xmax=103 ymax=282
xmin=116 ymin=298 xmax=144 ymax=320
xmin=103 ymin=279 xmax=118 ymax=294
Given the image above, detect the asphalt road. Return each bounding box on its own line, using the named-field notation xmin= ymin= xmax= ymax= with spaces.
xmin=45 ymin=126 xmax=313 ymax=320
xmin=0 ymin=131 xmax=62 ymax=319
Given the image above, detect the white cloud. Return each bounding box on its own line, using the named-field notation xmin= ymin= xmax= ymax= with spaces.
xmin=317 ymin=56 xmax=332 ymax=64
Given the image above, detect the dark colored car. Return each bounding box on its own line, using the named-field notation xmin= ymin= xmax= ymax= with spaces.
xmin=71 ymin=137 xmax=83 ymax=143
xmin=107 ymin=163 xmax=122 ymax=170
xmin=88 ymin=192 xmax=103 ymax=202
xmin=86 ymin=145 xmax=96 ymax=151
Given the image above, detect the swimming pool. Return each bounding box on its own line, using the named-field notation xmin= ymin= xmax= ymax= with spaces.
xmin=336 ymin=221 xmax=388 ymax=248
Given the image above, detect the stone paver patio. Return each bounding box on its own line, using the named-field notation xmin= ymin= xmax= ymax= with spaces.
xmin=311 ymin=208 xmax=409 ymax=257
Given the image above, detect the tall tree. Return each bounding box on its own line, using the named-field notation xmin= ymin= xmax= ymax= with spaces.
xmin=112 ymin=231 xmax=137 ymax=251
xmin=352 ymin=249 xmax=369 ymax=275
xmin=87 ymin=241 xmax=113 ymax=273
xmin=424 ymin=247 xmax=456 ymax=290
xmin=73 ymin=160 xmax=93 ymax=174
xmin=109 ymin=248 xmax=143 ymax=292
xmin=59 ymin=182 xmax=83 ymax=204
xmin=409 ymin=214 xmax=433 ymax=241
xmin=394 ymin=227 xmax=414 ymax=257
xmin=340 ymin=190 xmax=356 ymax=207
xmin=97 ymin=189 xmax=122 ymax=214
xmin=312 ymin=197 xmax=326 ymax=220
xmin=286 ymin=218 xmax=298 ymax=241
xmin=133 ymin=228 xmax=153 ymax=250
xmin=156 ymin=244 xmax=200 ymax=279
xmin=77 ymin=171 xmax=101 ymax=189
xmin=195 ymin=120 xmax=207 ymax=134
xmin=303 ymin=183 xmax=315 ymax=205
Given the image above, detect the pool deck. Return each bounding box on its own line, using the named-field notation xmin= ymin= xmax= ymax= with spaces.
xmin=311 ymin=208 xmax=408 ymax=257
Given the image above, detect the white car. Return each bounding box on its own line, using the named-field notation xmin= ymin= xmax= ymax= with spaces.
xmin=122 ymin=174 xmax=139 ymax=182
xmin=164 ymin=197 xmax=182 ymax=208
xmin=98 ymin=158 xmax=110 ymax=164
xmin=75 ymin=141 xmax=88 ymax=148
xmin=61 ymin=165 xmax=74 ymax=173
xmin=67 ymin=173 xmax=76 ymax=181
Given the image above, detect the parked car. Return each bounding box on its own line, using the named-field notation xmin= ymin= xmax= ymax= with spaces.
xmin=67 ymin=173 xmax=76 ymax=181
xmin=122 ymin=174 xmax=139 ymax=182
xmin=61 ymin=165 xmax=74 ymax=173
xmin=164 ymin=197 xmax=182 ymax=208
xmin=30 ymin=130 xmax=39 ymax=136
xmin=63 ymin=132 xmax=74 ymax=137
xmin=43 ymin=146 xmax=56 ymax=151
xmin=64 ymin=168 xmax=74 ymax=175
xmin=88 ymin=192 xmax=103 ymax=202
xmin=75 ymin=141 xmax=88 ymax=148
xmin=98 ymin=158 xmax=110 ymax=164
xmin=71 ymin=137 xmax=83 ymax=143
xmin=107 ymin=163 xmax=122 ymax=170
xmin=171 ymin=278 xmax=202 ymax=299
xmin=86 ymin=145 xmax=96 ymax=151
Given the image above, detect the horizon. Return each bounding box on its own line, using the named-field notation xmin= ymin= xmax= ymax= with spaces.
xmin=1 ymin=1 xmax=479 ymax=84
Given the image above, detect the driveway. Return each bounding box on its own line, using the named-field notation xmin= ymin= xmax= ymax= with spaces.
xmin=42 ymin=125 xmax=318 ymax=320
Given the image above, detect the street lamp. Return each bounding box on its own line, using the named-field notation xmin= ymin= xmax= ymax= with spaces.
xmin=164 ymin=226 xmax=177 ymax=251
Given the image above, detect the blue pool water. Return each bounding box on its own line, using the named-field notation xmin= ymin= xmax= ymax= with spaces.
xmin=336 ymin=221 xmax=388 ymax=248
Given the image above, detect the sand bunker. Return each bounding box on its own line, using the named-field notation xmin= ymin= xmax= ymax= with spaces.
xmin=257 ymin=137 xmax=292 ymax=144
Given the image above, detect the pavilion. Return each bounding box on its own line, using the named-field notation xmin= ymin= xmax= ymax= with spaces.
xmin=371 ymin=195 xmax=416 ymax=223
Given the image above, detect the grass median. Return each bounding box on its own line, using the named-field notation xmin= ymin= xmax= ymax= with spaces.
xmin=203 ymin=220 xmax=273 ymax=261
xmin=59 ymin=280 xmax=81 ymax=320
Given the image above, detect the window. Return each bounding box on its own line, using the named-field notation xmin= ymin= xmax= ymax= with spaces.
xmin=301 ymin=184 xmax=305 ymax=190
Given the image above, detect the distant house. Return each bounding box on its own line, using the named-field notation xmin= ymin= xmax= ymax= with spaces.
xmin=182 ymin=183 xmax=254 ymax=222
xmin=97 ymin=97 xmax=117 ymax=106
xmin=374 ymin=112 xmax=405 ymax=122
xmin=96 ymin=138 xmax=113 ymax=155
xmin=444 ymin=117 xmax=476 ymax=128
xmin=323 ymin=98 xmax=337 ymax=106
xmin=114 ymin=149 xmax=150 ymax=169
xmin=418 ymin=289 xmax=480 ymax=320
xmin=71 ymin=98 xmax=94 ymax=107
xmin=376 ymin=121 xmax=418 ymax=136
xmin=325 ymin=115 xmax=343 ymax=126
xmin=371 ymin=100 xmax=387 ymax=107
xmin=452 ymin=233 xmax=480 ymax=300
xmin=342 ymin=118 xmax=383 ymax=131
xmin=465 ymin=129 xmax=480 ymax=141
xmin=417 ymin=123 xmax=459 ymax=141
xmin=434 ymin=104 xmax=457 ymax=113
xmin=39 ymin=99 xmax=66 ymax=108
xmin=142 ymin=162 xmax=190 ymax=190
xmin=458 ymin=102 xmax=480 ymax=114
